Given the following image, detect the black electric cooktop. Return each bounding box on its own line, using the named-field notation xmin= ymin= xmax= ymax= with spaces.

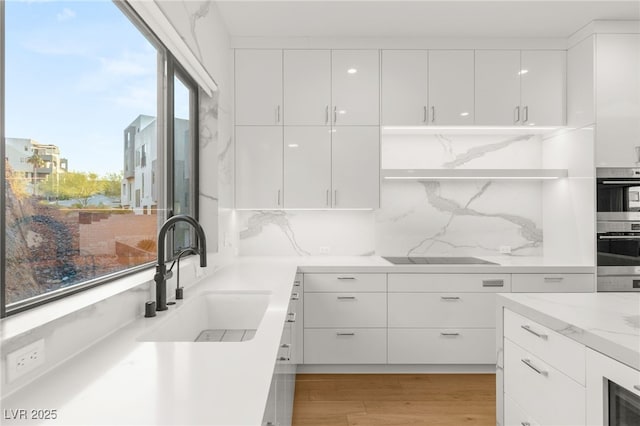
xmin=383 ymin=256 xmax=498 ymax=265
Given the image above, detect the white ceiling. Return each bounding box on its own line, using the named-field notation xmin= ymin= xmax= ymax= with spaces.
xmin=215 ymin=1 xmax=640 ymax=39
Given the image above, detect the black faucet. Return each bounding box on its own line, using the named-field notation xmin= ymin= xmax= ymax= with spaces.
xmin=154 ymin=215 xmax=207 ymax=311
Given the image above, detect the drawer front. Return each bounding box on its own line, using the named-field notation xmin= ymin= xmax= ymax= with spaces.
xmin=512 ymin=273 xmax=594 ymax=293
xmin=388 ymin=274 xmax=511 ymax=292
xmin=388 ymin=328 xmax=495 ymax=364
xmin=304 ymin=328 xmax=387 ymax=364
xmin=304 ymin=293 xmax=386 ymax=328
xmin=504 ymin=339 xmax=585 ymax=426
xmin=504 ymin=394 xmax=540 ymax=426
xmin=293 ymin=273 xmax=303 ymax=291
xmin=504 ymin=309 xmax=585 ymax=384
xmin=388 ymin=293 xmax=497 ymax=328
xmin=304 ymin=273 xmax=386 ymax=292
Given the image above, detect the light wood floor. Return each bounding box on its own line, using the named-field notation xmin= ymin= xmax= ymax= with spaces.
xmin=292 ymin=374 xmax=496 ymax=426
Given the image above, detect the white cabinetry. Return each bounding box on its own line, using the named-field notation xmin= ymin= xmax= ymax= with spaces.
xmin=331 ymin=50 xmax=380 ymax=125
xmin=235 ymin=50 xmax=283 ymax=126
xmin=235 ymin=126 xmax=283 ymax=209
xmin=596 ymin=34 xmax=640 ymax=166
xmin=520 ymin=50 xmax=566 ymax=126
xmin=381 ymin=50 xmax=428 ymax=126
xmin=511 ymin=273 xmax=595 ymax=293
xmin=283 ymin=50 xmax=331 ymax=125
xmin=475 ymin=50 xmax=521 ymax=125
xmin=568 ymin=36 xmax=595 ymax=128
xmin=428 ymin=50 xmax=475 ymax=125
xmin=283 ymin=127 xmax=332 ymax=208
xmin=332 ymin=126 xmax=380 ymax=209
xmin=503 ymin=309 xmax=586 ymax=426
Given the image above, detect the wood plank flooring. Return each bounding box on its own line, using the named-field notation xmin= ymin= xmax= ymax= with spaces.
xmin=292 ymin=374 xmax=496 ymax=426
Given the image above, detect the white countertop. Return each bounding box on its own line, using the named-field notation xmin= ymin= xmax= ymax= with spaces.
xmin=0 ymin=255 xmax=596 ymax=425
xmin=497 ymin=293 xmax=640 ymax=370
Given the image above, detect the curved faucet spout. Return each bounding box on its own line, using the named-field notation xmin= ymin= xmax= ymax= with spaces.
xmin=154 ymin=215 xmax=207 ymax=311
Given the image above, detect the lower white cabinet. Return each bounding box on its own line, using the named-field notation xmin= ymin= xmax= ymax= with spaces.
xmin=511 ymin=273 xmax=595 ymax=293
xmin=304 ymin=328 xmax=387 ymax=364
xmin=504 ymin=394 xmax=540 ymax=426
xmin=304 ymin=292 xmax=386 ymax=328
xmin=388 ymin=328 xmax=495 ymax=364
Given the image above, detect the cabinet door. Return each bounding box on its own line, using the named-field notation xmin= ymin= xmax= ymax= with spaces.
xmin=475 ymin=50 xmax=521 ymax=125
xmin=331 ymin=126 xmax=380 ymax=209
xmin=332 ymin=50 xmax=380 ymax=125
xmin=283 ymin=50 xmax=331 ymax=125
xmin=381 ymin=50 xmax=428 ymax=126
xmin=520 ymin=50 xmax=566 ymax=126
xmin=235 ymin=126 xmax=283 ymax=209
xmin=428 ymin=50 xmax=475 ymax=125
xmin=596 ymin=34 xmax=640 ymax=167
xmin=235 ymin=50 xmax=283 ymax=125
xmin=284 ymin=127 xmax=331 ymax=208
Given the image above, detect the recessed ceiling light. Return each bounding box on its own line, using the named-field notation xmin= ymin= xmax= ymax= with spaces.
xmin=518 ymin=69 xmax=529 ymax=75
xmin=287 ymin=143 xmax=299 ymax=148
xmin=338 ymin=110 xmax=346 ymax=114
xmin=347 ymin=68 xmax=357 ymax=74
xmin=460 ymin=112 xmax=470 ymax=117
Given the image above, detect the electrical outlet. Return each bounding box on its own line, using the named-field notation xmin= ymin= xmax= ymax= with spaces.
xmin=319 ymin=246 xmax=330 ymax=254
xmin=499 ymin=246 xmax=512 ymax=254
xmin=6 ymin=339 xmax=45 ymax=382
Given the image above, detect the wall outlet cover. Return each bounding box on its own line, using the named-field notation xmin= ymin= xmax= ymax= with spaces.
xmin=499 ymin=246 xmax=512 ymax=254
xmin=6 ymin=339 xmax=45 ymax=383
xmin=319 ymin=246 xmax=331 ymax=254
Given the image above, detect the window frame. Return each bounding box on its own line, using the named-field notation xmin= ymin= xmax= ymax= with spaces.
xmin=0 ymin=0 xmax=200 ymax=317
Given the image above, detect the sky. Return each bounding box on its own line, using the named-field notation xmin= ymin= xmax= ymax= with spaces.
xmin=5 ymin=0 xmax=159 ymax=176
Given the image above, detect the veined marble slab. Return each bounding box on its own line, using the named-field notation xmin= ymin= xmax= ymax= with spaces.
xmin=497 ymin=292 xmax=640 ymax=370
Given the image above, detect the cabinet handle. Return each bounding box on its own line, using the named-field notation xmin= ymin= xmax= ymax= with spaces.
xmin=276 ymin=105 xmax=281 ymax=123
xmin=336 ymin=332 xmax=355 ymax=336
xmin=286 ymin=312 xmax=296 ymax=323
xmin=278 ymin=356 xmax=290 ymax=361
xmin=431 ymin=106 xmax=435 ymax=123
xmin=334 ymin=189 xmax=338 ymax=206
xmin=333 ymin=106 xmax=337 ymax=123
xmin=291 ymin=292 xmax=300 ymax=300
xmin=440 ymin=296 xmax=461 ymax=301
xmin=337 ymin=276 xmax=356 ymax=280
xmin=423 ymin=106 xmax=428 ymax=123
xmin=521 ymin=358 xmax=548 ymax=377
xmin=337 ymin=296 xmax=356 ymax=300
xmin=521 ymin=422 xmax=531 ymax=426
xmin=482 ymin=279 xmax=504 ymax=287
xmin=440 ymin=332 xmax=460 ymax=336
xmin=514 ymin=106 xmax=520 ymax=123
xmin=277 ymin=189 xmax=281 ymax=206
xmin=293 ymin=280 xmax=301 ymax=287
xmin=523 ymin=106 xmax=529 ymax=123
xmin=325 ymin=105 xmax=329 ymax=125
xmin=281 ymin=343 xmax=291 ymax=348
xmin=543 ymin=277 xmax=564 ymax=283
xmin=521 ymin=324 xmax=548 ymax=340
xmin=326 ymin=189 xmax=330 ymax=207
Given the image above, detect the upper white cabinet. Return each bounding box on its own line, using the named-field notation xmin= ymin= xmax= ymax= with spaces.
xmin=428 ymin=50 xmax=475 ymax=125
xmin=331 ymin=50 xmax=380 ymax=125
xmin=475 ymin=50 xmax=521 ymax=125
xmin=235 ymin=50 xmax=283 ymax=126
xmin=235 ymin=126 xmax=283 ymax=209
xmin=332 ymin=126 xmax=380 ymax=209
xmin=596 ymin=34 xmax=640 ymax=166
xmin=284 ymin=127 xmax=332 ymax=208
xmin=283 ymin=50 xmax=332 ymax=125
xmin=520 ymin=50 xmax=566 ymax=126
xmin=567 ymin=36 xmax=596 ymax=128
xmin=381 ymin=50 xmax=428 ymax=126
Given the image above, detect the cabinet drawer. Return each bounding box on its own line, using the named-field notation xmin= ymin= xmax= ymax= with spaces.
xmin=388 ymin=274 xmax=511 ymax=292
xmin=388 ymin=293 xmax=497 ymax=328
xmin=504 ymin=309 xmax=585 ymax=384
xmin=304 ymin=329 xmax=387 ymax=364
xmin=504 ymin=339 xmax=585 ymax=426
xmin=388 ymin=328 xmax=495 ymax=364
xmin=512 ymin=273 xmax=594 ymax=292
xmin=504 ymin=394 xmax=540 ymax=426
xmin=304 ymin=293 xmax=386 ymax=328
xmin=304 ymin=273 xmax=386 ymax=292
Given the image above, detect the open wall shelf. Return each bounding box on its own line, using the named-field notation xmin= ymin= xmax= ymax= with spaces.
xmin=381 ymin=168 xmax=569 ymax=180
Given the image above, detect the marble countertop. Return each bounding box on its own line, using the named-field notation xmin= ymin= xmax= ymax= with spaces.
xmin=0 ymin=255 xmax=597 ymax=425
xmin=497 ymin=293 xmax=640 ymax=370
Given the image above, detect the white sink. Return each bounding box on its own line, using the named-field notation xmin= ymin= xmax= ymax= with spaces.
xmin=138 ymin=290 xmax=271 ymax=342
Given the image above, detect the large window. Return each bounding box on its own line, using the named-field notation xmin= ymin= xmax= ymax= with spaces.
xmin=1 ymin=1 xmax=199 ymax=316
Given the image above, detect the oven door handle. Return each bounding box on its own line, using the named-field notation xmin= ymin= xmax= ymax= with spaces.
xmin=601 ymin=181 xmax=640 ymax=185
xmin=598 ymin=235 xmax=640 ymax=240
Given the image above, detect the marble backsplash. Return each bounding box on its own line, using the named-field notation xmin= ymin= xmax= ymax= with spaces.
xmin=237 ymin=133 xmax=545 ymax=257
